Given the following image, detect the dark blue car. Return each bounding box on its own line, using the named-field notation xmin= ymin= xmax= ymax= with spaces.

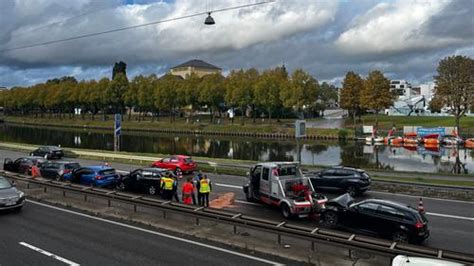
xmin=64 ymin=166 xmax=120 ymax=188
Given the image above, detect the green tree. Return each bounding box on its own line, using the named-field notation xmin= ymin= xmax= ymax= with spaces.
xmin=155 ymin=74 xmax=181 ymax=122
xmin=316 ymin=82 xmax=338 ymax=117
xmin=434 ymin=55 xmax=474 ymax=134
xmin=107 ymin=73 xmax=128 ymax=115
xmin=254 ymin=67 xmax=287 ymax=122
xmin=180 ymin=73 xmax=201 ymax=120
xmin=124 ymin=76 xmax=140 ymax=120
xmin=340 ymin=71 xmax=364 ymax=125
xmin=225 ymin=69 xmax=257 ymax=124
xmin=281 ymin=69 xmax=318 ymax=118
xmin=360 ymin=70 xmax=394 ymax=128
xmin=199 ymin=73 xmax=225 ymax=123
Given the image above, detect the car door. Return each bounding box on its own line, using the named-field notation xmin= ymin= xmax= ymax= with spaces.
xmin=128 ymin=170 xmax=141 ymax=191
xmin=250 ymin=165 xmax=262 ymax=198
xmin=156 ymin=158 xmax=170 ymax=169
xmin=78 ymin=168 xmax=95 ymax=185
xmin=169 ymin=156 xmax=179 ymax=169
xmin=260 ymin=167 xmax=271 ymax=196
xmin=375 ymin=204 xmax=406 ymax=238
xmin=317 ymin=169 xmax=337 ymax=188
xmin=3 ymin=158 xmax=16 ymax=172
xmin=346 ymin=202 xmax=380 ymax=234
xmin=40 ymin=162 xmax=54 ymax=178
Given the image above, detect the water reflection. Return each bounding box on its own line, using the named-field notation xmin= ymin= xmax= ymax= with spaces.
xmin=0 ymin=124 xmax=472 ymax=174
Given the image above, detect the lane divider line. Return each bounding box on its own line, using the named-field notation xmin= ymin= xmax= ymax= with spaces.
xmin=426 ymin=212 xmax=474 ymax=221
xmin=215 ymin=183 xmax=242 ymax=189
xmin=26 ymin=200 xmax=283 ymax=266
xmin=19 ymin=242 xmax=80 ymax=266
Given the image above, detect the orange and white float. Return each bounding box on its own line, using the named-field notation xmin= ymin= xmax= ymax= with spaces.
xmin=465 ymin=138 xmax=474 ymax=149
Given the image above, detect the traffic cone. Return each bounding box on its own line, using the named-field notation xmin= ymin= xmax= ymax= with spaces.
xmin=418 ymin=197 xmax=425 ymax=213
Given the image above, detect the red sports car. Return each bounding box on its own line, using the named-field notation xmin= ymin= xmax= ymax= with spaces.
xmin=151 ymin=155 xmax=197 ymax=175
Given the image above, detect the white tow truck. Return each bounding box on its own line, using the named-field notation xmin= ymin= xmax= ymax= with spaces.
xmin=243 ymin=162 xmax=327 ymax=219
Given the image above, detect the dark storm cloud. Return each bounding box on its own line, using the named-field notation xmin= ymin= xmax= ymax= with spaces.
xmin=0 ymin=0 xmax=472 ymax=88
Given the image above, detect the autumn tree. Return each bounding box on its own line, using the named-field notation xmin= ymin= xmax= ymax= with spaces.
xmin=198 ymin=73 xmax=225 ymax=123
xmin=360 ymin=70 xmax=394 ymax=128
xmin=225 ymin=69 xmax=257 ymax=124
xmin=281 ymin=69 xmax=318 ymax=118
xmin=254 ymin=67 xmax=287 ymax=122
xmin=434 ymin=55 xmax=474 ymax=134
xmin=340 ymin=71 xmax=364 ymax=124
xmin=316 ymin=82 xmax=338 ymax=117
xmin=107 ymin=73 xmax=129 ymax=115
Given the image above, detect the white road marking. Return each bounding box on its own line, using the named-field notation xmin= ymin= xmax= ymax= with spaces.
xmin=215 ymin=183 xmax=242 ymax=189
xmin=426 ymin=212 xmax=474 ymax=221
xmin=235 ymin=200 xmax=261 ymax=206
xmin=19 ymin=242 xmax=80 ymax=266
xmin=27 ymin=200 xmax=283 ymax=266
xmin=369 ymin=191 xmax=474 ymax=204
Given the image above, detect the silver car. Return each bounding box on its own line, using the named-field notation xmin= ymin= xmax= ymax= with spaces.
xmin=0 ymin=176 xmax=25 ymax=212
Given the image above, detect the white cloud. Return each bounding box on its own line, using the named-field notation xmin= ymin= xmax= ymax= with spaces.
xmin=1 ymin=0 xmax=338 ymax=65
xmin=335 ymin=0 xmax=464 ymax=54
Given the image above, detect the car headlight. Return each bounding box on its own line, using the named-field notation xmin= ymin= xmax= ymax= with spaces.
xmin=18 ymin=191 xmax=25 ymax=198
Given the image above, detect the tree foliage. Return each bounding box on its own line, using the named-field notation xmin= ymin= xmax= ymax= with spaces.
xmin=340 ymin=71 xmax=364 ymax=121
xmin=434 ymin=55 xmax=474 ymax=132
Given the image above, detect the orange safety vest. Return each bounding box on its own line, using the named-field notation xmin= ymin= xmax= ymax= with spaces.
xmin=161 ymin=177 xmax=174 ymax=190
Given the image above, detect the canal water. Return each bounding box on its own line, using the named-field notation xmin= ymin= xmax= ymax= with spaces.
xmin=1 ymin=123 xmax=473 ymax=174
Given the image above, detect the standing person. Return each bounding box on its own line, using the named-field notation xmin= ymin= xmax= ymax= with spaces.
xmin=198 ymin=175 xmax=212 ymax=207
xmin=194 ymin=171 xmax=203 ymax=205
xmin=171 ymin=175 xmax=180 ymax=203
xmin=160 ymin=174 xmax=174 ymax=200
xmin=31 ymin=163 xmax=41 ymax=178
xmin=182 ymin=177 xmax=195 ymax=205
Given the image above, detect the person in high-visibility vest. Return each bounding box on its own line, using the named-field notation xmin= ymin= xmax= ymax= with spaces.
xmin=182 ymin=177 xmax=195 ymax=205
xmin=197 ymin=175 xmax=212 ymax=207
xmin=160 ymin=174 xmax=175 ymax=201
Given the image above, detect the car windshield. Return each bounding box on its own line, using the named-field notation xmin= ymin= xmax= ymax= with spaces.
xmin=99 ymin=169 xmax=116 ymax=175
xmin=65 ymin=163 xmax=81 ymax=170
xmin=0 ymin=177 xmax=12 ymax=189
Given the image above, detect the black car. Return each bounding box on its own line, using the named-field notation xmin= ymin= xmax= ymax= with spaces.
xmin=322 ymin=194 xmax=429 ymax=243
xmin=0 ymin=176 xmax=25 ymax=212
xmin=30 ymin=146 xmax=64 ymax=159
xmin=39 ymin=161 xmax=81 ymax=180
xmin=117 ymin=168 xmax=173 ymax=196
xmin=3 ymin=157 xmax=46 ymax=175
xmin=309 ymin=166 xmax=371 ymax=196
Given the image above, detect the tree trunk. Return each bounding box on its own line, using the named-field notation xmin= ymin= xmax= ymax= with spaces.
xmin=455 ymin=114 xmax=461 ymax=137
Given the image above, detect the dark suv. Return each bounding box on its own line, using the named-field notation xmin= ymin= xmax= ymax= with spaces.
xmin=3 ymin=157 xmax=46 ymax=175
xmin=30 ymin=146 xmax=64 ymax=159
xmin=39 ymin=161 xmax=81 ymax=180
xmin=309 ymin=166 xmax=371 ymax=196
xmin=117 ymin=168 xmax=174 ymax=196
xmin=322 ymin=194 xmax=429 ymax=243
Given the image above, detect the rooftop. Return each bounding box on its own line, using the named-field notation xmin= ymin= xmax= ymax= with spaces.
xmin=171 ymin=59 xmax=221 ymax=70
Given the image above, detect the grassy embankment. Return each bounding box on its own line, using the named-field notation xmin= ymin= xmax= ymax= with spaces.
xmin=4 ymin=115 xmax=352 ymax=139
xmin=345 ymin=115 xmax=474 ymax=135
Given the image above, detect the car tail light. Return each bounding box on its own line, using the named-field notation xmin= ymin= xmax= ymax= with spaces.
xmin=415 ymin=221 xmax=424 ymax=229
xmin=95 ymin=175 xmax=104 ymax=180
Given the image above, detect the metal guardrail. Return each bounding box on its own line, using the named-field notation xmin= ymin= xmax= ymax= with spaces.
xmin=2 ymin=170 xmax=473 ymax=264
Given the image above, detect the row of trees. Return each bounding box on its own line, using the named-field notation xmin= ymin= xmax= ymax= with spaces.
xmin=0 ymin=67 xmax=338 ymax=123
xmin=339 ymin=70 xmax=395 ymax=127
xmin=340 ymin=55 xmax=474 ymax=132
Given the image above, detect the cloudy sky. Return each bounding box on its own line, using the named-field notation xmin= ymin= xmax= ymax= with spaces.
xmin=0 ymin=0 xmax=473 ymax=87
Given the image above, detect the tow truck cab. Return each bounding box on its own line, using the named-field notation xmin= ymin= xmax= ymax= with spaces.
xmin=243 ymin=162 xmax=327 ymax=219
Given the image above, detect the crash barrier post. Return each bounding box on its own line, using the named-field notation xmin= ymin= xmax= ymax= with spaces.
xmin=2 ymin=170 xmax=473 ymax=265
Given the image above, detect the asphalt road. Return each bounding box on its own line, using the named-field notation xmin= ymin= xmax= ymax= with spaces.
xmin=1 ymin=148 xmax=473 ymax=255
xmin=0 ymin=200 xmax=291 ymax=265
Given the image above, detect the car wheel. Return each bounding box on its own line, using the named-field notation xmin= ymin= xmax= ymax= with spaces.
xmin=346 ymin=186 xmax=357 ymax=197
xmin=393 ymin=230 xmax=410 ymax=243
xmin=148 ymin=185 xmax=157 ymax=195
xmin=280 ymin=203 xmax=292 ymax=219
xmin=322 ymin=210 xmax=339 ymax=227
xmin=175 ymin=167 xmax=182 ymax=176
xmin=117 ymin=181 xmax=126 ymax=191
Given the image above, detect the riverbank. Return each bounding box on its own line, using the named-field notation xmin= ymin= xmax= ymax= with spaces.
xmin=3 ymin=116 xmax=353 ymax=140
